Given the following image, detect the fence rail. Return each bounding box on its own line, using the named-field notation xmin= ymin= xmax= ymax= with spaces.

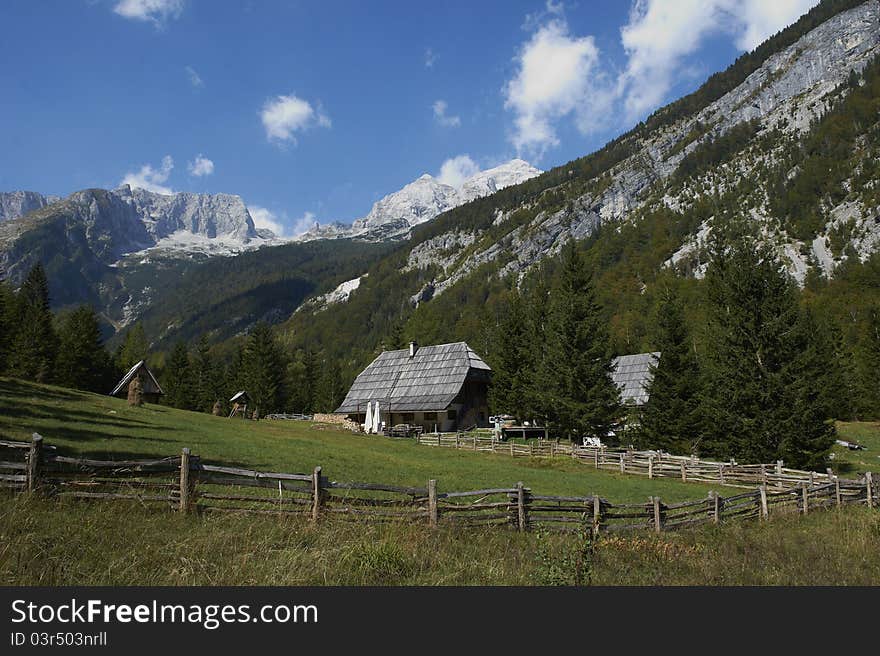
xmin=2 ymin=434 xmax=876 ymax=535
xmin=413 ymin=432 xmax=849 ymax=491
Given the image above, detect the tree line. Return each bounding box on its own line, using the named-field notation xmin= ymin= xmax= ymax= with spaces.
xmin=0 ymin=263 xmax=346 ymax=416
xmin=488 ymin=226 xmax=841 ymax=470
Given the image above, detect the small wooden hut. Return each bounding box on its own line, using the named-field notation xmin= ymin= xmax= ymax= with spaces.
xmin=110 ymin=360 xmax=164 ymax=404
xmin=229 ymin=391 xmax=250 ymax=418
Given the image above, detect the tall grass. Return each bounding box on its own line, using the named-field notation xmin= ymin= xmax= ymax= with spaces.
xmin=2 ymin=497 xmax=878 ymax=586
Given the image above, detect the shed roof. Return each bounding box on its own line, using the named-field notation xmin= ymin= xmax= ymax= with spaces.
xmin=336 ymin=342 xmax=491 ymax=413
xmin=611 ymin=352 xmax=660 ymax=406
xmin=110 ymin=360 xmax=164 ymax=397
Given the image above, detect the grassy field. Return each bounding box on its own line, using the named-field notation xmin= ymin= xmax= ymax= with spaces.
xmin=834 ymin=422 xmax=880 ymax=475
xmin=3 ymin=377 xmax=879 ymax=586
xmin=0 ymin=377 xmax=740 ymax=503
xmin=2 ymin=497 xmax=878 ymax=585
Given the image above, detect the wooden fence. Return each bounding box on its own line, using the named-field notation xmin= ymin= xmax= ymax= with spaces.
xmin=414 ymin=432 xmax=848 ymax=491
xmin=2 ymin=434 xmax=876 ymax=535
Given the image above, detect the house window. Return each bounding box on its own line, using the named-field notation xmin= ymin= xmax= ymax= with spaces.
xmin=401 ymin=413 xmax=414 ymax=423
xmin=424 ymin=412 xmax=437 ymax=421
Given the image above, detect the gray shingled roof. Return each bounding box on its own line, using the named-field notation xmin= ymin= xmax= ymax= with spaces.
xmin=612 ymin=352 xmax=660 ymax=406
xmin=336 ymin=342 xmax=492 ymax=413
xmin=110 ymin=360 xmax=164 ymax=397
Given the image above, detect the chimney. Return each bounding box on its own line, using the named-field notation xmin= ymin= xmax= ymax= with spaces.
xmin=409 ymin=341 xmax=418 ymax=358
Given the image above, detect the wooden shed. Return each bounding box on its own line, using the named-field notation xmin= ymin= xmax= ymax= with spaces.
xmin=110 ymin=360 xmax=164 ymax=404
xmin=336 ymin=341 xmax=492 ymax=432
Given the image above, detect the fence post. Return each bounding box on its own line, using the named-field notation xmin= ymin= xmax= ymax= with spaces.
xmin=719 ymin=465 xmax=725 ymax=486
xmin=516 ymin=481 xmax=526 ymax=532
xmin=801 ymin=482 xmax=809 ymax=515
xmin=592 ymin=493 xmax=602 ymax=537
xmin=619 ymin=454 xmax=625 ymax=474
xmin=428 ymin=479 xmax=438 ymax=527
xmin=776 ymin=460 xmax=783 ymax=476
xmin=594 ymin=448 xmax=599 ymax=469
xmin=834 ymin=476 xmax=842 ymax=508
xmin=759 ymin=485 xmax=768 ymax=520
xmin=761 ymin=464 xmax=767 ymax=485
xmin=866 ymin=472 xmax=874 ymax=509
xmin=311 ymin=466 xmax=324 ymax=521
xmin=473 ymin=435 xmax=477 ymax=451
xmin=510 ymin=441 xmax=514 ymax=457
xmin=709 ymin=491 xmax=720 ymax=524
xmin=550 ymin=442 xmax=555 ymax=458
xmin=178 ymin=448 xmax=191 ymax=513
xmin=27 ymin=433 xmax=43 ymax=493
xmin=652 ymin=496 xmax=662 ymax=534
xmin=648 ymin=455 xmax=654 ymax=480
xmin=680 ymin=462 xmax=687 ymax=482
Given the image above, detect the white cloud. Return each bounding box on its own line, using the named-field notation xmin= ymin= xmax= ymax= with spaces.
xmin=247 ymin=206 xmax=317 ymax=238
xmin=185 ymin=65 xmax=203 ymax=88
xmin=424 ymin=47 xmax=437 ymax=68
xmin=503 ymin=15 xmax=602 ymax=157
xmin=120 ymin=156 xmax=175 ymax=195
xmin=619 ymin=0 xmax=817 ymax=120
xmin=291 ymin=212 xmax=318 ymax=236
xmin=432 ymin=100 xmax=461 ymax=127
xmin=248 ymin=206 xmax=287 ymax=237
xmin=503 ymin=0 xmax=818 ymax=154
xmin=187 ymin=154 xmax=214 ymax=177
xmin=260 ymin=94 xmax=331 ymax=144
xmin=437 ymin=155 xmax=480 ymax=188
xmin=733 ymin=0 xmax=817 ymax=51
xmin=113 ymin=0 xmax=184 ymax=25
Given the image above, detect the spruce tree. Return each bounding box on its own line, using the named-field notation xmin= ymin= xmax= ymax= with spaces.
xmin=636 ymin=286 xmax=701 ymax=454
xmin=488 ymin=289 xmax=532 ymax=421
xmin=855 ymin=306 xmax=880 ymax=419
xmin=521 ymin=275 xmax=550 ymax=424
xmin=116 ymin=323 xmax=149 ymax=372
xmin=190 ymin=335 xmax=218 ymax=413
xmin=0 ymin=280 xmax=10 ymax=374
xmin=56 ymin=306 xmax=111 ymax=392
xmin=538 ymin=241 xmax=621 ymax=441
xmin=9 ymin=263 xmax=58 ymax=382
xmin=164 ymin=341 xmax=194 ymax=410
xmin=699 ymin=225 xmax=835 ymax=467
xmin=241 ymin=323 xmax=285 ymax=413
xmin=301 ymin=347 xmax=318 ymax=413
xmin=316 ymin=358 xmax=344 ymax=412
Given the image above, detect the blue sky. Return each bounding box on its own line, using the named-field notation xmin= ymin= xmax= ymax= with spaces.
xmin=0 ymin=0 xmax=817 ymax=235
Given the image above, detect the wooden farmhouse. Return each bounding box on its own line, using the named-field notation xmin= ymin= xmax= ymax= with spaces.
xmin=336 ymin=341 xmax=492 ymax=432
xmin=110 ymin=360 xmax=164 ymax=404
xmin=611 ymin=352 xmax=660 ymax=407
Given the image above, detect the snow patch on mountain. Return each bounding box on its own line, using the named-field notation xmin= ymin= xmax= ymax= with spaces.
xmin=298 ymin=159 xmax=542 ymax=242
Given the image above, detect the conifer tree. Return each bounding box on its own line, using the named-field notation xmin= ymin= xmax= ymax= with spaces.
xmin=301 ymin=347 xmax=318 ymax=413
xmin=699 ymin=225 xmax=835 ymax=467
xmin=9 ymin=263 xmax=57 ymax=382
xmin=316 ymin=358 xmax=344 ymax=413
xmin=538 ymin=241 xmax=621 ymax=441
xmin=0 ymin=280 xmax=10 ymax=374
xmin=855 ymin=306 xmax=880 ymax=419
xmin=241 ymin=323 xmax=285 ymax=413
xmin=190 ymin=335 xmax=218 ymax=413
xmin=488 ymin=289 xmax=532 ymax=421
xmin=521 ymin=275 xmax=550 ymax=424
xmin=116 ymin=323 xmax=149 ymax=372
xmin=636 ymin=286 xmax=701 ymax=454
xmin=56 ymin=306 xmax=111 ymax=392
xmin=164 ymin=341 xmax=194 ymax=410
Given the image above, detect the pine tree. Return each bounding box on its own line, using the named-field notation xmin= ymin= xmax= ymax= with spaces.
xmin=521 ymin=275 xmax=550 ymax=424
xmin=316 ymin=358 xmax=344 ymax=412
xmin=538 ymin=241 xmax=621 ymax=441
xmin=56 ymin=306 xmax=111 ymax=392
xmin=116 ymin=323 xmax=149 ymax=372
xmin=855 ymin=306 xmax=880 ymax=419
xmin=164 ymin=341 xmax=194 ymax=410
xmin=241 ymin=323 xmax=285 ymax=414
xmin=0 ymin=280 xmax=11 ymax=374
xmin=636 ymin=286 xmax=701 ymax=454
xmin=487 ymin=289 xmax=532 ymax=421
xmin=699 ymin=226 xmax=835 ymax=467
xmin=190 ymin=335 xmax=218 ymax=413
xmin=301 ymin=347 xmax=318 ymax=413
xmin=9 ymin=263 xmax=58 ymax=382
